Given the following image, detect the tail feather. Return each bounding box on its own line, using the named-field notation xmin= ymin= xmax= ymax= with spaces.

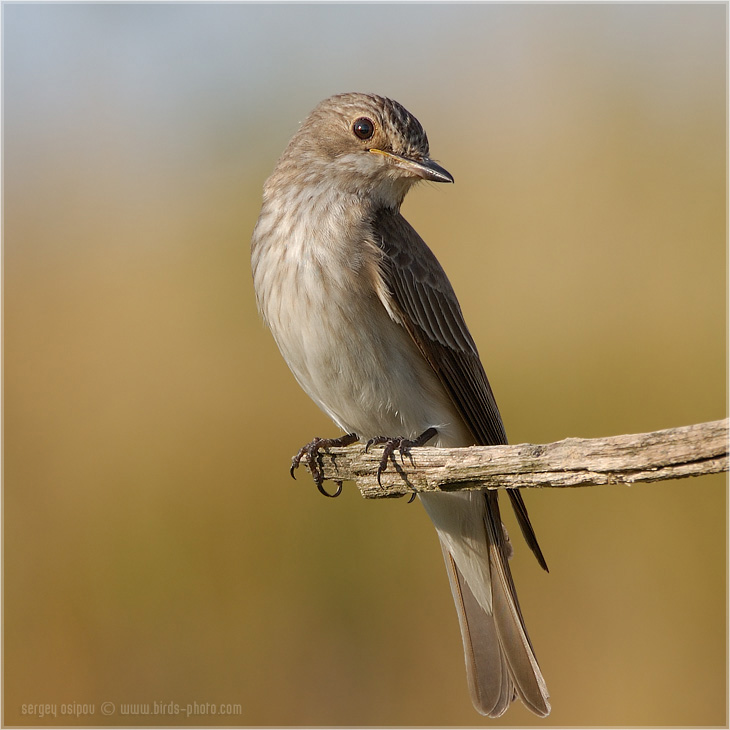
xmin=421 ymin=490 xmax=550 ymax=718
xmin=484 ymin=491 xmax=550 ymax=716
xmin=441 ymin=547 xmax=515 ymax=717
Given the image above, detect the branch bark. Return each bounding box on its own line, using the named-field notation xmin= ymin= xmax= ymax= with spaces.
xmin=300 ymin=418 xmax=728 ymax=499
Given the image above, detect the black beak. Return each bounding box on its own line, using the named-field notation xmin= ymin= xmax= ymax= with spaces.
xmin=369 ymin=149 xmax=454 ymax=183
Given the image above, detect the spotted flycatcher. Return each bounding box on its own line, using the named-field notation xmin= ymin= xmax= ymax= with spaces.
xmin=251 ymin=92 xmax=550 ymax=717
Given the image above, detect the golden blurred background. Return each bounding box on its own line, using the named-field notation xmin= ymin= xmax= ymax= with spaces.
xmin=4 ymin=3 xmax=726 ymax=726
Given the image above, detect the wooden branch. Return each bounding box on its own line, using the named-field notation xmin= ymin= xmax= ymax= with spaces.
xmin=301 ymin=419 xmax=728 ymax=499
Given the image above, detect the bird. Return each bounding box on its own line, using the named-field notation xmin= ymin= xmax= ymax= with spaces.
xmin=251 ymin=92 xmax=550 ymax=718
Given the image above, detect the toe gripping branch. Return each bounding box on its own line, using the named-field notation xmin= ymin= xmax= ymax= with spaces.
xmin=290 ymin=427 xmax=438 ymax=500
xmin=365 ymin=427 xmax=438 ymax=501
xmin=290 ymin=433 xmax=359 ymax=497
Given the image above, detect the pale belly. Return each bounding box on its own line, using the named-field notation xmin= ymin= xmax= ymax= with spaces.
xmin=255 ymin=243 xmax=472 ymax=447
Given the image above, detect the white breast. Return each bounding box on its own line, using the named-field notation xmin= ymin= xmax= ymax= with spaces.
xmin=251 ymin=189 xmax=470 ymax=446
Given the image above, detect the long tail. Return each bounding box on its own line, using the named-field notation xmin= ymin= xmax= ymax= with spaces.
xmin=419 ymin=490 xmax=550 ymax=718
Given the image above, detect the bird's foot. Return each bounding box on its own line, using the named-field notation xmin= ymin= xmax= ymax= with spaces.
xmin=365 ymin=427 xmax=438 ymax=495
xmin=290 ymin=433 xmax=358 ymax=497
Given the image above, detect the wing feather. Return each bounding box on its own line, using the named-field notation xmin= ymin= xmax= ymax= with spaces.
xmin=371 ymin=208 xmax=547 ymax=570
xmin=373 ymin=209 xmax=506 ymax=445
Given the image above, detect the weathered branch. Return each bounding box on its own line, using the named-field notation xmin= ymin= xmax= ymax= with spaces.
xmin=300 ymin=419 xmax=728 ymax=499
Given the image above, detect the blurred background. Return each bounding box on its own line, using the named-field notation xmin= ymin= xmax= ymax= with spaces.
xmin=4 ymin=3 xmax=726 ymax=726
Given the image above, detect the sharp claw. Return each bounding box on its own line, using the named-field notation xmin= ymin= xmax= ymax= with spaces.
xmin=365 ymin=429 xmax=437 ymax=492
xmin=375 ymin=440 xmax=398 ymax=486
xmin=376 ymin=454 xmax=387 ymax=486
xmin=294 ymin=430 xmax=434 ymax=496
xmin=290 ymin=433 xmax=357 ymax=497
xmin=317 ymin=480 xmax=342 ymax=498
xmin=366 ymin=436 xmax=387 ymax=454
xmin=399 ymin=443 xmax=409 ymax=465
xmin=291 ymin=442 xmax=311 ymax=479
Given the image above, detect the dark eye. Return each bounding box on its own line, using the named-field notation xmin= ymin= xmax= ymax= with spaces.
xmin=352 ymin=117 xmax=375 ymax=140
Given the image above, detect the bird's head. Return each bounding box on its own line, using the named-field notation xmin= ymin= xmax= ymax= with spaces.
xmin=271 ymin=92 xmax=453 ymax=208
